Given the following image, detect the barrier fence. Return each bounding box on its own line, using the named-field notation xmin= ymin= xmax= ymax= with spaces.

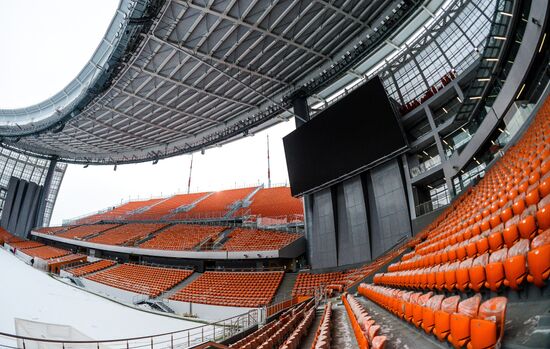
xmin=0 ymin=309 xmax=259 ymax=349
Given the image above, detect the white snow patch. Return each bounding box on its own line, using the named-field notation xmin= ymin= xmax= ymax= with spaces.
xmin=0 ymin=248 xmax=202 ymax=343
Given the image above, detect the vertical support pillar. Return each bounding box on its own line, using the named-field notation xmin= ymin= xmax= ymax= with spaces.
xmin=401 ymin=154 xmax=417 ymax=219
xmin=425 ymin=106 xmax=455 ymax=197
xmin=36 ymin=157 xmax=58 ymax=227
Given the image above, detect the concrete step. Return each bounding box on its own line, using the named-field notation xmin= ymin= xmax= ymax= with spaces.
xmin=356 ymin=296 xmax=447 ymax=349
xmin=155 ymin=271 xmax=202 ymax=301
xmin=212 ymin=227 xmax=235 ymax=249
xmin=331 ymin=302 xmax=359 ymax=349
xmin=273 ymin=272 xmax=298 ymax=302
xmin=298 ymin=306 xmax=324 ymax=349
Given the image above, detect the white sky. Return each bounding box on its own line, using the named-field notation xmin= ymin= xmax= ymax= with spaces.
xmin=0 ymin=0 xmax=296 ymax=226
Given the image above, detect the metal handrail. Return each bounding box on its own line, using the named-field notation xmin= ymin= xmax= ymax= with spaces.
xmin=0 ymin=309 xmax=258 ymax=348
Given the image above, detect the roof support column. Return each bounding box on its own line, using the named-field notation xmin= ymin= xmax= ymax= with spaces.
xmin=36 ymin=157 xmax=58 ymax=227
xmin=425 ymin=106 xmax=455 ymax=197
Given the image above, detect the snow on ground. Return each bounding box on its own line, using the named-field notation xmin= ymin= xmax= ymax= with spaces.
xmin=0 ymin=248 xmax=201 ymax=342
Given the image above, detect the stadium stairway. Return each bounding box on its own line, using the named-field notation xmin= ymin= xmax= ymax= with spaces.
xmin=212 ymin=227 xmax=236 ymax=249
xmin=273 ymin=272 xmax=298 ymax=301
xmin=224 ymin=186 xmax=262 ymax=218
xmin=132 ymin=224 xmax=174 ymax=246
xmin=296 ymin=305 xmax=325 ymax=349
xmin=356 ymin=295 xmax=447 ymax=349
xmin=331 ymin=302 xmax=359 ymax=348
xmin=155 ymin=271 xmax=202 ymax=300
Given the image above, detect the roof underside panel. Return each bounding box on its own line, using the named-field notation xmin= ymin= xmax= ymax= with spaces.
xmin=1 ymin=0 xmax=423 ymax=163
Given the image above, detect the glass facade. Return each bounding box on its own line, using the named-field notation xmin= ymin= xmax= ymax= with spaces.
xmin=0 ymin=147 xmax=66 ymax=226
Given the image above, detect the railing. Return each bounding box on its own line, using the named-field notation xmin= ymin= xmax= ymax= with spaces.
xmin=415 ymin=195 xmax=450 ymax=217
xmin=409 ymin=155 xmax=442 ymax=178
xmin=0 ymin=309 xmax=259 ymax=349
xmin=265 ymin=295 xmax=314 ymax=319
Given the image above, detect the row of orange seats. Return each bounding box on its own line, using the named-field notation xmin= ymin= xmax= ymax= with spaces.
xmin=229 ymin=300 xmax=314 ymax=349
xmin=0 ymin=228 xmax=23 ymax=244
xmin=56 ymin=224 xmax=120 ymax=240
xmin=170 ymin=271 xmax=283 ymax=307
xmin=139 ymin=224 xmax=225 ymax=250
xmin=129 ymin=192 xmax=208 ymax=220
xmin=66 ymin=259 xmax=116 ymax=277
xmin=9 ymin=241 xmax=44 ymax=249
xmin=22 ymin=245 xmax=71 ymax=260
xmin=359 ymin=284 xmax=507 ymax=349
xmin=377 ymin=97 xmax=550 ymax=297
xmin=172 ymin=187 xmax=256 ymax=219
xmin=86 ymin=223 xmax=167 ymax=246
xmin=292 ymin=272 xmax=344 ymax=297
xmin=244 ymin=187 xmax=304 ymax=219
xmin=310 ymin=302 xmax=332 ymax=349
xmin=75 ymin=198 xmax=164 ymax=224
xmin=86 ymin=263 xmax=193 ymax=297
xmin=279 ymin=304 xmax=315 ymax=349
xmin=221 ymin=228 xmax=302 ymax=251
xmin=343 ymin=293 xmax=387 ymax=349
xmin=376 ymin=229 xmax=550 ymax=292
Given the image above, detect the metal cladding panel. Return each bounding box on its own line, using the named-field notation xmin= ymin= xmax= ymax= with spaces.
xmin=367 ymin=159 xmax=411 ymax=258
xmin=309 ymin=188 xmax=338 ymax=269
xmin=336 ymin=176 xmax=371 ymax=266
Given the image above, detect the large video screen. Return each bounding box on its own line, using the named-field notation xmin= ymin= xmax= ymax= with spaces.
xmin=284 ymin=76 xmax=407 ymax=196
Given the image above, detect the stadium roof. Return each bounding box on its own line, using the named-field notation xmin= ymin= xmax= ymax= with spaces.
xmin=0 ymin=0 xmax=486 ymax=164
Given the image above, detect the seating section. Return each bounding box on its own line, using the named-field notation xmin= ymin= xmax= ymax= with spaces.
xmin=9 ymin=241 xmax=44 ymax=250
xmin=86 ymin=263 xmax=193 ymax=297
xmin=22 ymin=245 xmax=72 ymax=259
xmin=65 ymin=259 xmax=117 ymax=277
xmin=86 ymin=223 xmax=167 ymax=246
xmin=359 ymin=284 xmax=507 ymax=349
xmin=229 ymin=300 xmax=315 ymax=349
xmin=343 ymin=293 xmax=387 ymax=349
xmin=292 ymin=272 xmax=344 ymax=297
xmin=222 ymin=228 xmax=302 ymax=251
xmin=55 ymin=224 xmax=120 ymax=240
xmin=34 ymin=226 xmax=67 ymax=235
xmin=0 ymin=228 xmax=23 ymax=244
xmin=172 ymin=187 xmax=257 ymax=220
xmin=138 ymin=224 xmax=225 ymax=250
xmin=170 ymin=271 xmax=284 ymax=307
xmin=310 ymin=302 xmax=332 ymax=349
xmin=75 ymin=198 xmax=164 ymax=224
xmin=243 ymin=187 xmax=304 ymax=221
xmin=129 ymin=192 xmax=209 ymax=220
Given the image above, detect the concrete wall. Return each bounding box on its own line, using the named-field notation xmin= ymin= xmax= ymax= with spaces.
xmin=305 ymin=158 xmax=412 ymax=269
xmin=366 ymin=159 xmax=412 ymax=258
xmin=166 ymin=299 xmax=254 ymax=322
xmin=308 ymin=188 xmax=338 ymax=269
xmin=1 ymin=178 xmax=44 ymax=238
xmin=336 ymin=177 xmax=371 ymax=266
xmin=80 ymin=278 xmax=149 ymax=304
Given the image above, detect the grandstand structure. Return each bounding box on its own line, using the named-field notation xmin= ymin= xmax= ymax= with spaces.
xmin=0 ymin=0 xmax=549 ymax=348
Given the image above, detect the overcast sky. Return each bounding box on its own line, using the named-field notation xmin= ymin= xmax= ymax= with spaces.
xmin=0 ymin=0 xmax=296 ymax=226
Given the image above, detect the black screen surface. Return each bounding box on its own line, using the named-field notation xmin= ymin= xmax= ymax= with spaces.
xmin=283 ymin=76 xmax=407 ymax=196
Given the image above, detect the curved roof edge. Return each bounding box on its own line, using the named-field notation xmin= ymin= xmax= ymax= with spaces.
xmin=0 ymin=0 xmax=165 ymax=137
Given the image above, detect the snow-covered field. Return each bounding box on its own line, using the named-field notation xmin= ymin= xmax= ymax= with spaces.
xmin=0 ymin=248 xmax=203 ymax=346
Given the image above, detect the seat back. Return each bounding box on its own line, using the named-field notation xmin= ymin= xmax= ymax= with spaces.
xmin=441 ymin=296 xmax=460 ymax=314
xmin=473 ymin=253 xmax=489 ymax=267
xmin=508 ymin=239 xmax=530 ymax=258
xmin=532 ymin=228 xmax=550 ymax=249
xmin=457 ymin=295 xmax=482 ymax=318
xmin=426 ymin=295 xmax=445 ymax=310
xmin=489 ymin=248 xmax=508 ymax=263
xmin=478 ymin=297 xmax=507 ymax=324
